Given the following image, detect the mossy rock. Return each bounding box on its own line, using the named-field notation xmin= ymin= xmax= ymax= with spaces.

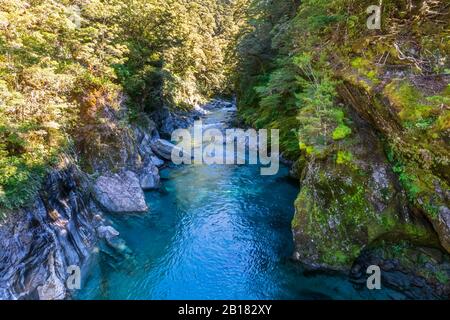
xmin=292 ymin=117 xmax=436 ymax=271
xmin=337 ymin=74 xmax=450 ymax=255
xmin=350 ymin=241 xmax=450 ymax=299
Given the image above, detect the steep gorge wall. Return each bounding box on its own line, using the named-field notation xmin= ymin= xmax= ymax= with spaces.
xmin=235 ymin=0 xmax=450 ymax=298
xmin=0 ymin=100 xmax=165 ymax=299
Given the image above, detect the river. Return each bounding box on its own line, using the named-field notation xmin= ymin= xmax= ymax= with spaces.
xmin=77 ymin=105 xmax=403 ymax=300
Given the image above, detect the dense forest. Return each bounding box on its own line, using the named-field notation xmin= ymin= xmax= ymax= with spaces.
xmin=0 ymin=0 xmax=449 ymax=299
xmin=0 ymin=0 xmax=248 ymax=209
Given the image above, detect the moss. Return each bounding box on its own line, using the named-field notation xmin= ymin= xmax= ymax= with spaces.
xmin=332 ymin=124 xmax=352 ymax=140
xmin=299 ymin=142 xmax=307 ymax=150
xmin=293 ymin=140 xmax=436 ymax=269
xmin=336 ymin=150 xmax=353 ymax=165
xmin=372 ymin=241 xmax=450 ymax=288
xmin=305 ymin=145 xmax=315 ymax=155
xmin=435 ymin=270 xmax=450 ymax=284
xmin=323 ymin=249 xmax=350 ymax=266
xmin=350 ymin=57 xmax=380 ymax=84
xmin=384 ymin=80 xmax=436 ymax=125
xmin=294 ymin=166 xmax=381 ymax=268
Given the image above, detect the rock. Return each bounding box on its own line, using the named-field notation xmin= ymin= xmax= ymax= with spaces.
xmin=97 ymin=225 xmax=120 ymax=240
xmin=159 ymin=108 xmax=176 ymax=137
xmin=77 ymin=106 xmax=142 ymax=173
xmin=37 ymin=275 xmax=65 ymax=300
xmin=93 ymin=171 xmax=148 ymax=213
xmin=337 ymin=77 xmax=450 ymax=255
xmin=223 ymin=101 xmax=233 ymax=108
xmin=0 ymin=164 xmax=99 ymax=300
xmin=137 ymin=130 xmax=165 ymax=167
xmin=139 ymin=163 xmax=160 ymax=190
xmin=152 ymin=106 xmax=195 ymax=139
xmin=350 ymin=243 xmax=450 ymax=299
xmin=289 ymin=157 xmax=306 ymax=179
xmin=150 ymin=155 xmax=165 ymax=167
xmin=436 ymin=206 xmax=450 ymax=252
xmin=291 ymin=116 xmax=435 ymax=271
xmin=138 ymin=133 xmax=155 ymax=159
xmin=37 ymin=252 xmax=66 ymax=300
xmin=150 ymin=139 xmax=182 ymax=161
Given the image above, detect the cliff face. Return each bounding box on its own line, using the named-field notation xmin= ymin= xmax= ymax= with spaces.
xmin=0 ymin=86 xmax=209 ymax=299
xmin=0 ymin=100 xmax=166 ymax=299
xmin=235 ymin=0 xmax=449 ymax=297
xmin=289 ymin=1 xmax=450 ymax=296
xmin=292 ymin=109 xmax=436 ymax=270
xmin=0 ymin=162 xmax=98 ymax=299
xmin=291 ymin=75 xmax=450 ymax=298
xmin=337 ymin=74 xmax=450 ymax=252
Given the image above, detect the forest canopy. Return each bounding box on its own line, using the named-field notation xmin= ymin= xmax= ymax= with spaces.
xmin=0 ymin=0 xmax=248 ymax=210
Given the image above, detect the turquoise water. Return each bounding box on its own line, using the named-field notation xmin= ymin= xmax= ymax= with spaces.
xmin=77 ymin=108 xmax=403 ymax=300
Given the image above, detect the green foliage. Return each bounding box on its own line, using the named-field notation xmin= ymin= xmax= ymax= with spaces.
xmin=386 ymin=144 xmax=444 ymax=219
xmin=0 ymin=0 xmax=127 ymax=209
xmin=384 ymin=81 xmax=435 ymax=124
xmin=236 ymin=0 xmax=357 ymax=159
xmin=0 ymin=0 xmax=249 ymax=210
xmin=238 ymin=0 xmax=450 ymax=270
xmin=332 ymin=124 xmax=352 ymax=140
xmin=350 ymin=57 xmax=379 ymax=84
xmin=336 ymin=150 xmax=353 ymax=165
xmin=435 ymin=270 xmax=450 ymax=284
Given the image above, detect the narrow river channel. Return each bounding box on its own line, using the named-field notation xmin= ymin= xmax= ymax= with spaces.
xmin=77 ymin=106 xmax=403 ymax=300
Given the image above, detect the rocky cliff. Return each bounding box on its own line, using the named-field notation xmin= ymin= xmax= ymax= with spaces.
xmin=0 ymin=98 xmax=183 ymax=299
xmin=288 ymin=2 xmax=450 ymax=298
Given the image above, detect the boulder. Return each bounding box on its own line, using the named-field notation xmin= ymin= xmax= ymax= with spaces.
xmin=292 ymin=119 xmax=435 ymax=271
xmin=138 ymin=133 xmax=155 ymax=159
xmin=139 ymin=163 xmax=160 ymax=190
xmin=93 ymin=171 xmax=148 ymax=213
xmin=97 ymin=225 xmax=120 ymax=240
xmin=150 ymin=139 xmax=182 ymax=161
xmin=150 ymin=155 xmax=165 ymax=167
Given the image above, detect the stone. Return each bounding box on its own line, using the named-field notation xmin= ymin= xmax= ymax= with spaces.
xmin=93 ymin=171 xmax=148 ymax=213
xmin=139 ymin=163 xmax=161 ymax=190
xmin=97 ymin=225 xmax=120 ymax=240
xmin=436 ymin=206 xmax=450 ymax=252
xmin=138 ymin=133 xmax=155 ymax=159
xmin=150 ymin=139 xmax=182 ymax=161
xmin=291 ymin=123 xmax=434 ymax=271
xmin=150 ymin=155 xmax=165 ymax=167
xmin=37 ymin=252 xmax=66 ymax=300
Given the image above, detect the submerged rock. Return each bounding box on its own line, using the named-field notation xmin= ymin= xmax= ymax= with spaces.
xmin=93 ymin=171 xmax=148 ymax=213
xmin=139 ymin=163 xmax=161 ymax=190
xmin=97 ymin=225 xmax=120 ymax=240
